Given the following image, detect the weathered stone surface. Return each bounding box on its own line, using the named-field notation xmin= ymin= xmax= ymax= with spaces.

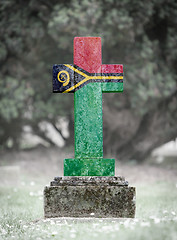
xmin=44 ymin=176 xmax=136 ymax=218
xmin=48 ymin=37 xmax=135 ymax=219
xmin=51 ymin=176 xmax=128 ymax=186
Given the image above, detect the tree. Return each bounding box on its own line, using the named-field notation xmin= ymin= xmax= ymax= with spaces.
xmin=0 ymin=0 xmax=176 ymax=161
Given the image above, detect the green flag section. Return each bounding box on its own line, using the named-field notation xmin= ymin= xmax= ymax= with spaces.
xmin=53 ymin=64 xmax=123 ymax=93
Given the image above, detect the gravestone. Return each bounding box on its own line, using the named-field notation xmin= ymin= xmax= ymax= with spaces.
xmin=44 ymin=37 xmax=136 ymax=218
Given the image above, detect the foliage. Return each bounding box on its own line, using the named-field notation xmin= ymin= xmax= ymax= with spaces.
xmin=0 ymin=0 xmax=176 ymax=159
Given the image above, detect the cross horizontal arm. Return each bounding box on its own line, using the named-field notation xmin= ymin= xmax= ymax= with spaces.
xmin=53 ymin=64 xmax=123 ymax=93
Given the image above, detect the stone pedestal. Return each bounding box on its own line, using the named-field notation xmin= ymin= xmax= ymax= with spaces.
xmin=44 ymin=176 xmax=136 ymax=218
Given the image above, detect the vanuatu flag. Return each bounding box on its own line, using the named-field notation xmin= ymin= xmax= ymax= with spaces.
xmin=53 ymin=64 xmax=123 ymax=93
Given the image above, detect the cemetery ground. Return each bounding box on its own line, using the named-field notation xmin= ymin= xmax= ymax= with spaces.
xmin=0 ymin=147 xmax=177 ymax=240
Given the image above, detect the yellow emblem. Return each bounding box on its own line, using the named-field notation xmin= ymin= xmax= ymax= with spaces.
xmin=57 ymin=70 xmax=70 ymax=86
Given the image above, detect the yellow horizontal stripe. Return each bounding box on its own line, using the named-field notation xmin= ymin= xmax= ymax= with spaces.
xmin=63 ymin=64 xmax=123 ymax=93
xmin=91 ymin=76 xmax=123 ymax=80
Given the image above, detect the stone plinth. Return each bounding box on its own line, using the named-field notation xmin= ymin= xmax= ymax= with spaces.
xmin=44 ymin=177 xmax=136 ymax=218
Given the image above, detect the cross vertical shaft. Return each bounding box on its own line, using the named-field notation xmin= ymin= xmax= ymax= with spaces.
xmin=74 ymin=38 xmax=103 ymax=159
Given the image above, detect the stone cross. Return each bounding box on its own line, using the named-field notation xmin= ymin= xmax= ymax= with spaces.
xmin=53 ymin=37 xmax=123 ymax=176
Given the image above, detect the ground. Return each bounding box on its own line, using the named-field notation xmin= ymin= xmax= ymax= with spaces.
xmin=0 ymin=147 xmax=177 ymax=240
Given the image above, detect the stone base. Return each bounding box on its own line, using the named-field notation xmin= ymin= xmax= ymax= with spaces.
xmin=44 ymin=177 xmax=136 ymax=218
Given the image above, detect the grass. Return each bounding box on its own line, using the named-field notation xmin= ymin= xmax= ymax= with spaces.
xmin=0 ymin=148 xmax=177 ymax=239
xmin=0 ymin=180 xmax=177 ymax=240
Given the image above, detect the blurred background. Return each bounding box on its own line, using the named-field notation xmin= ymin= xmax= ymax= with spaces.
xmin=0 ymin=0 xmax=177 ymax=164
xmin=1 ymin=2 xmax=177 ymax=238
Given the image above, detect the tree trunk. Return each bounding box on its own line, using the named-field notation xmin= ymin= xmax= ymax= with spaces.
xmin=103 ymin=90 xmax=177 ymax=161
